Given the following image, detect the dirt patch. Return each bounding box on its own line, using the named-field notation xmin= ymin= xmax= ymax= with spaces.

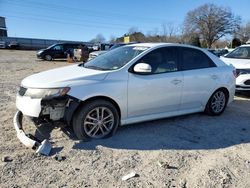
xmin=0 ymin=49 xmax=250 ymax=187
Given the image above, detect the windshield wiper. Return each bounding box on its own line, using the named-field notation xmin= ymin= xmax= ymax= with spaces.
xmin=84 ymin=65 xmax=111 ymax=71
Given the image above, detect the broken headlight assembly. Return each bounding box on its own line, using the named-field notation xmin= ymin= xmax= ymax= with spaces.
xmin=21 ymin=87 xmax=70 ymax=99
xmin=14 ymin=87 xmax=71 ymax=155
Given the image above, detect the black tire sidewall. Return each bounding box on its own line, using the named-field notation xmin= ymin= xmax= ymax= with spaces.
xmin=73 ymin=100 xmax=120 ymax=140
xmin=206 ymin=90 xmax=228 ymax=116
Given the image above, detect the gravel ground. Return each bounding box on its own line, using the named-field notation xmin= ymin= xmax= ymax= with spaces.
xmin=0 ymin=49 xmax=250 ymax=188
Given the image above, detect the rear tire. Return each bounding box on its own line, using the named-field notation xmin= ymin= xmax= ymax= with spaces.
xmin=205 ymin=89 xmax=228 ymax=116
xmin=73 ymin=100 xmax=119 ymax=140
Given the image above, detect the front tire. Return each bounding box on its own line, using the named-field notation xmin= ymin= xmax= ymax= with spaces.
xmin=205 ymin=89 xmax=228 ymax=116
xmin=44 ymin=54 xmax=52 ymax=61
xmin=73 ymin=100 xmax=119 ymax=140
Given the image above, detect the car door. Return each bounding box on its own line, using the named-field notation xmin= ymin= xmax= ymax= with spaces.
xmin=53 ymin=44 xmax=64 ymax=58
xmin=179 ymin=47 xmax=218 ymax=111
xmin=127 ymin=47 xmax=183 ymax=118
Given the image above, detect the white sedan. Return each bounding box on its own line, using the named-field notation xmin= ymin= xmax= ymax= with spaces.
xmin=220 ymin=44 xmax=250 ymax=92
xmin=14 ymin=43 xmax=235 ymax=154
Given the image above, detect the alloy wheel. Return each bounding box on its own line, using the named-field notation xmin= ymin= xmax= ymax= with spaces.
xmin=211 ymin=91 xmax=226 ymax=113
xmin=83 ymin=107 xmax=114 ymax=139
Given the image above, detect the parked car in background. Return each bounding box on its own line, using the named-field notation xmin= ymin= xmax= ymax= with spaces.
xmin=8 ymin=41 xmax=20 ymax=49
xmin=88 ymin=42 xmax=137 ymax=61
xmin=208 ymin=49 xmax=229 ymax=57
xmin=15 ymin=43 xmax=235 ymax=153
xmin=36 ymin=43 xmax=85 ymax=61
xmin=91 ymin=43 xmax=113 ymax=51
xmin=88 ymin=50 xmax=107 ymax=61
xmin=0 ymin=41 xmax=7 ymax=49
xmin=220 ymin=44 xmax=250 ymax=92
xmin=73 ymin=44 xmax=90 ymax=62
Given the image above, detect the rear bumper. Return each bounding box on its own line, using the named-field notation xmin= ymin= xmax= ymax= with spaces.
xmin=13 ymin=111 xmax=52 ymax=155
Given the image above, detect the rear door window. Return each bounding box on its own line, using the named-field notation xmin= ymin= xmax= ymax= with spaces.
xmin=180 ymin=47 xmax=216 ymax=70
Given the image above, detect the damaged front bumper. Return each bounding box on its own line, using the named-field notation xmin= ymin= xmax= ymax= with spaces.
xmin=13 ymin=111 xmax=52 ymax=155
xmin=14 ymin=91 xmax=80 ymax=155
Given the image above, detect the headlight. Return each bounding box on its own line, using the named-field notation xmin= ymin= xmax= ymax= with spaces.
xmin=23 ymin=87 xmax=70 ymax=99
xmin=236 ymin=69 xmax=250 ymax=76
xmin=37 ymin=50 xmax=43 ymax=55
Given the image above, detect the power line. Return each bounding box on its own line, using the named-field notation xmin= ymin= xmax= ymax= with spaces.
xmin=4 ymin=10 xmax=153 ymax=29
xmin=4 ymin=14 xmax=130 ymax=30
xmin=6 ymin=0 xmax=166 ymax=24
xmin=2 ymin=0 xmax=177 ymax=39
xmin=2 ymin=1 xmax=164 ymax=32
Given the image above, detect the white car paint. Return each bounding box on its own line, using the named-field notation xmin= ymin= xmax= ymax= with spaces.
xmin=21 ymin=64 xmax=109 ymax=88
xmin=17 ymin=43 xmax=235 ymax=126
xmin=220 ymin=44 xmax=250 ymax=91
xmin=16 ymin=96 xmax=42 ymax=117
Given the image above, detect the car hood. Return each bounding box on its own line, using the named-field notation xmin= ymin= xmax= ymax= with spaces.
xmin=21 ymin=64 xmax=109 ymax=88
xmin=37 ymin=49 xmax=46 ymax=53
xmin=220 ymin=56 xmax=250 ymax=69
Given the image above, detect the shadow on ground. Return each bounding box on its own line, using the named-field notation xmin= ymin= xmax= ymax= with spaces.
xmin=36 ymin=94 xmax=250 ymax=152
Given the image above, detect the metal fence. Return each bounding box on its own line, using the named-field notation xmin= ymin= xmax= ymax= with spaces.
xmin=0 ymin=36 xmax=91 ymax=50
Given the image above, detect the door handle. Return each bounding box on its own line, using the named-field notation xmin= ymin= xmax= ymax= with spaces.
xmin=171 ymin=79 xmax=182 ymax=85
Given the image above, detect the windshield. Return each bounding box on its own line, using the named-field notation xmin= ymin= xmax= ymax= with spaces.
xmin=225 ymin=47 xmax=250 ymax=59
xmin=84 ymin=46 xmax=149 ymax=70
xmin=47 ymin=44 xmax=57 ymax=49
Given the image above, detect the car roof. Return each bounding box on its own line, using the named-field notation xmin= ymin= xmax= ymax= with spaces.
xmin=239 ymin=44 xmax=250 ymax=47
xmin=127 ymin=42 xmax=205 ymax=50
xmin=55 ymin=42 xmax=84 ymax=45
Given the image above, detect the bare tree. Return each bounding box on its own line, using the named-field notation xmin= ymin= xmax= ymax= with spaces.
xmin=128 ymin=27 xmax=139 ymax=35
xmin=128 ymin=32 xmax=146 ymax=42
xmin=89 ymin=33 xmax=106 ymax=43
xmin=161 ymin=22 xmax=176 ymax=38
xmin=147 ymin=27 xmax=160 ymax=37
xmin=109 ymin=35 xmax=116 ymax=43
xmin=161 ymin=22 xmax=182 ymax=43
xmin=96 ymin=34 xmax=106 ymax=43
xmin=184 ymin=3 xmax=241 ymax=48
xmin=236 ymin=21 xmax=250 ymax=43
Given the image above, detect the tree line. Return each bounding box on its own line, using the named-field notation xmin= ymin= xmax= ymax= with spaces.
xmin=90 ymin=3 xmax=250 ymax=49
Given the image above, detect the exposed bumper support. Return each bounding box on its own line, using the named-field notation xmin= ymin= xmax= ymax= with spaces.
xmin=13 ymin=111 xmax=52 ymax=156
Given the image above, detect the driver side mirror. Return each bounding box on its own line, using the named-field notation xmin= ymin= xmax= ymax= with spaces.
xmin=133 ymin=63 xmax=152 ymax=73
